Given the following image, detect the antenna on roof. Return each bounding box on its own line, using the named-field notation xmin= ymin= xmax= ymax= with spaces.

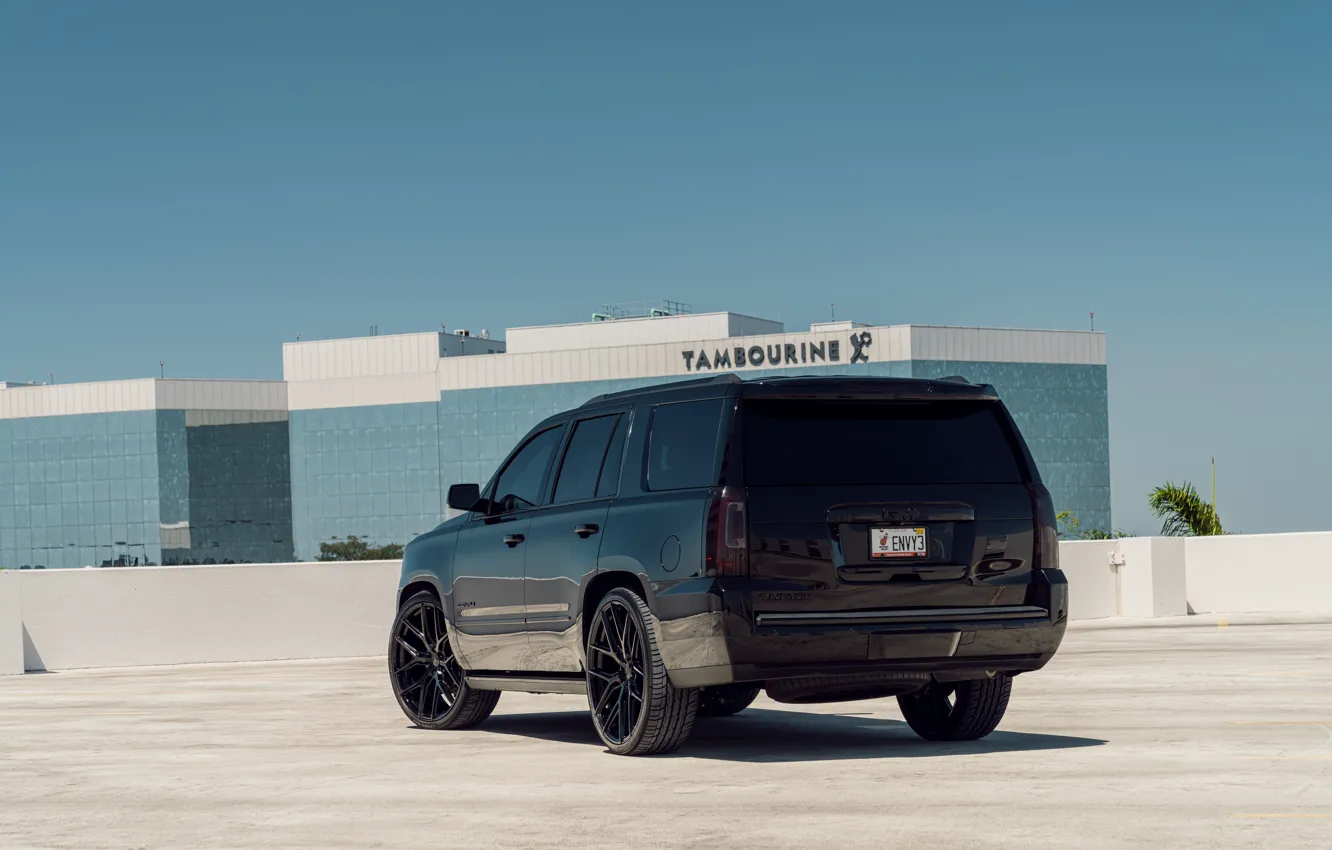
xmin=831 ymin=303 xmax=835 ymax=321
xmin=1090 ymin=311 xmax=1095 ymax=331
xmin=159 ymin=361 xmax=164 ymax=379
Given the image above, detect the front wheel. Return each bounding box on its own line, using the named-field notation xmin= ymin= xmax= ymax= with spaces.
xmin=389 ymin=591 xmax=499 ymax=730
xmin=896 ymin=675 xmax=1012 ymax=741
xmin=585 ymin=587 xmax=699 ymax=755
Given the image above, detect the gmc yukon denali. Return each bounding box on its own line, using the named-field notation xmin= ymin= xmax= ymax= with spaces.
xmin=388 ymin=374 xmax=1069 ymax=755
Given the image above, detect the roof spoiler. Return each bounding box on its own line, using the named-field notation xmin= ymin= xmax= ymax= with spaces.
xmin=939 ymin=375 xmax=1000 ymax=397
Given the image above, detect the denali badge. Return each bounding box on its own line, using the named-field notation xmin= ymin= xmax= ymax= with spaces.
xmin=758 ymin=592 xmax=812 ymax=601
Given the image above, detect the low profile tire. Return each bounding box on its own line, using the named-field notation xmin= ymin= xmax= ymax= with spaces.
xmin=585 ymin=587 xmax=699 ymax=756
xmin=698 ymin=684 xmax=762 ymax=718
xmin=389 ymin=590 xmax=499 ymax=730
xmin=896 ymin=675 xmax=1012 ymax=741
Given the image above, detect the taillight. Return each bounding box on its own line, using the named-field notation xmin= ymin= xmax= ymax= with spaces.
xmin=1028 ymin=482 xmax=1060 ymax=572
xmin=705 ymin=486 xmax=748 ymax=577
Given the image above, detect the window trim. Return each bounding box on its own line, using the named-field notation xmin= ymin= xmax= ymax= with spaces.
xmin=595 ymin=408 xmax=634 ymax=499
xmin=547 ymin=412 xmax=625 ymax=507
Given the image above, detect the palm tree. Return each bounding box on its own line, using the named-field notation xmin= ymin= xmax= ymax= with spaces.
xmin=1148 ymin=481 xmax=1223 ymax=536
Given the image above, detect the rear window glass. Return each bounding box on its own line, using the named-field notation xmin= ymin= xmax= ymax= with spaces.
xmin=743 ymin=400 xmax=1024 ymax=486
xmin=552 ymin=414 xmax=621 ymax=503
xmin=647 ymin=399 xmax=725 ymax=491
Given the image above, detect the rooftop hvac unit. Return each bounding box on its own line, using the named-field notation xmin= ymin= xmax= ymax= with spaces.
xmin=454 ymin=329 xmax=471 ymax=337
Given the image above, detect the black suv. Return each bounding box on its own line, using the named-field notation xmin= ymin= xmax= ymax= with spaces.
xmin=389 ymin=375 xmax=1068 ymax=755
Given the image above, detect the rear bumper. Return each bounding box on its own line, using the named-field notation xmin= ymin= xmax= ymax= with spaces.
xmin=655 ymin=569 xmax=1069 ymax=689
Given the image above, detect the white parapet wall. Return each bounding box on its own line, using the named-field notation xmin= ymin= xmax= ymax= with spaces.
xmin=0 ymin=571 xmax=22 ymax=675
xmin=8 ymin=561 xmax=401 ymax=673
xmin=1057 ymin=537 xmax=1188 ymax=620
xmin=1184 ymin=532 xmax=1332 ymax=614
xmin=2 ymin=533 xmax=1331 ymax=674
xmin=1055 ymin=540 xmax=1120 ymax=619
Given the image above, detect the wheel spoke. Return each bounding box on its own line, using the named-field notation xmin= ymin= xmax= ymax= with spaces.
xmin=618 ymin=685 xmax=630 ymax=740
xmin=415 ymin=673 xmax=430 ymax=716
xmin=589 ymin=643 xmax=619 ymax=663
xmin=400 ymin=675 xmax=426 ymax=695
xmin=616 ymin=605 xmax=632 ymax=659
xmin=395 ymin=635 xmax=427 ymax=660
xmin=593 ymin=680 xmax=619 ymax=717
xmin=625 ymin=626 xmax=640 ymax=666
xmin=439 ymin=661 xmax=462 ymax=694
xmin=402 ymin=618 xmax=427 ymax=646
xmin=431 ymin=608 xmax=447 ymax=653
xmin=587 ymin=668 xmax=618 ymax=685
xmin=423 ymin=606 xmax=438 ymax=651
xmin=395 ymin=656 xmax=426 ymax=675
xmin=598 ymin=609 xmax=623 ymax=665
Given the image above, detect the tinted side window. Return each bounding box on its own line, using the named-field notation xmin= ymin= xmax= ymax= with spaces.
xmin=491 ymin=426 xmax=564 ymax=513
xmin=647 ymin=399 xmax=725 ymax=491
xmin=595 ymin=413 xmax=631 ymax=497
xmin=552 ymin=414 xmax=621 ymax=503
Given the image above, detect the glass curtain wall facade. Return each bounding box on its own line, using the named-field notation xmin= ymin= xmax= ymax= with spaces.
xmin=0 ymin=410 xmax=293 ymax=569
xmin=287 ymin=360 xmax=1109 ymax=561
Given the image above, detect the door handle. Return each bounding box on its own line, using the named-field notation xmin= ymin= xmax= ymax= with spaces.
xmin=503 ymin=534 xmax=526 ymax=547
xmin=574 ymin=524 xmax=600 ymax=538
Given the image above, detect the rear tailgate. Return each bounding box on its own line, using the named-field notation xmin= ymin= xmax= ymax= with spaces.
xmin=741 ymin=397 xmax=1038 ymax=619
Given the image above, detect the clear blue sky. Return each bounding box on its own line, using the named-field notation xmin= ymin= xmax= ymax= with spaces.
xmin=2 ymin=1 xmax=1330 ymax=535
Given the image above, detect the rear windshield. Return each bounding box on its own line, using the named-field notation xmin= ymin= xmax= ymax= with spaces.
xmin=743 ymin=399 xmax=1025 ymax=486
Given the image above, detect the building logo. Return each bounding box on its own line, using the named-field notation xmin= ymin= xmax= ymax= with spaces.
xmin=680 ymin=332 xmax=871 ymax=372
xmin=849 ymin=331 xmax=872 ymax=364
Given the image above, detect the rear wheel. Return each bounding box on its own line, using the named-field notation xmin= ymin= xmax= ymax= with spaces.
xmin=389 ymin=591 xmax=499 ymax=730
xmin=585 ymin=587 xmax=699 ymax=755
xmin=896 ymin=675 xmax=1012 ymax=741
xmin=698 ymin=684 xmax=762 ymax=717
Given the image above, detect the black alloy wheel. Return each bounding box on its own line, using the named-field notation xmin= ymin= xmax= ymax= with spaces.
xmin=389 ymin=591 xmax=499 ymax=730
xmin=587 ymin=594 xmax=645 ymax=745
xmin=585 ymin=588 xmax=698 ymax=755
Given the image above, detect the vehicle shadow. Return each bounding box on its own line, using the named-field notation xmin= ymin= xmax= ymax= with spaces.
xmin=474 ymin=707 xmax=1106 ymax=762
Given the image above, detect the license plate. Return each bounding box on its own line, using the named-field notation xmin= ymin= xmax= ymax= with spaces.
xmin=870 ymin=526 xmax=928 ymax=559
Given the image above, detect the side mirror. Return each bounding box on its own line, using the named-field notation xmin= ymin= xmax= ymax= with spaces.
xmin=446 ymin=483 xmax=482 ymax=512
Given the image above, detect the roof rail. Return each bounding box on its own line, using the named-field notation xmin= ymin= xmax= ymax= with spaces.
xmin=581 ymin=373 xmax=741 ymax=406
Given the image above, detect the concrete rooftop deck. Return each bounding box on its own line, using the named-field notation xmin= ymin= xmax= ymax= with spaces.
xmin=3 ymin=618 xmax=1331 ymax=849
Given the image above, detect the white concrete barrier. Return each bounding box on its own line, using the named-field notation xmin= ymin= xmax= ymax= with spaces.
xmin=3 ymin=532 xmax=1330 ymax=674
xmin=1057 ymin=538 xmax=1188 ymax=620
xmin=1185 ymin=532 xmax=1332 ymax=614
xmin=0 ymin=571 xmax=22 ymax=675
xmin=1115 ymin=537 xmax=1189 ymax=618
xmin=13 ymin=561 xmax=401 ymax=672
xmin=1056 ymin=540 xmax=1120 ymax=620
